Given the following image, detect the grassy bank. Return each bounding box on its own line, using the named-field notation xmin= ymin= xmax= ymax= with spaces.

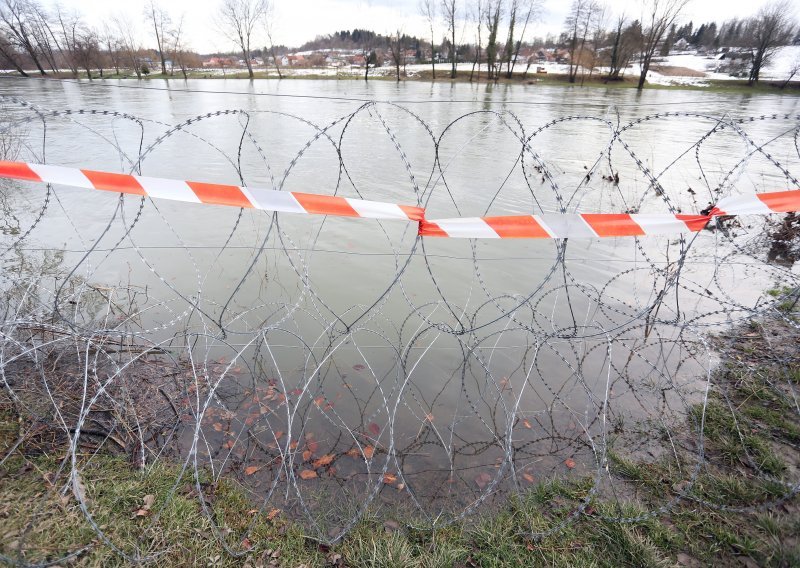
xmin=1 ymin=306 xmax=799 ymax=566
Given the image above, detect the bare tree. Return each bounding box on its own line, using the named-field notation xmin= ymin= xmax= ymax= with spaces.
xmin=0 ymin=29 xmax=26 ymax=75
xmin=637 ymin=0 xmax=690 ymax=90
xmin=261 ymin=3 xmax=281 ymax=78
xmin=744 ymin=0 xmax=796 ymax=86
xmin=170 ymin=14 xmax=188 ymax=78
xmin=27 ymin=2 xmax=59 ymax=73
xmin=218 ymin=0 xmax=266 ymax=79
xmin=419 ymin=0 xmax=436 ymax=79
xmin=469 ymin=0 xmax=483 ymax=81
xmin=506 ymin=0 xmax=541 ymax=78
xmin=441 ymin=0 xmax=458 ymax=78
xmin=145 ymin=0 xmax=171 ymax=75
xmin=0 ymin=0 xmax=47 ymax=74
xmin=100 ymin=22 xmax=121 ymax=75
xmin=564 ymin=0 xmax=601 ymax=84
xmin=583 ymin=2 xmax=606 ymax=84
xmin=114 ymin=15 xmax=141 ymax=79
xmin=606 ymin=16 xmax=641 ymax=81
xmin=53 ymin=5 xmax=85 ymax=77
xmin=388 ymin=29 xmax=404 ymax=81
xmin=73 ymin=27 xmax=98 ymax=79
xmin=780 ymin=56 xmax=800 ymax=89
xmin=502 ymin=0 xmax=517 ymax=77
xmin=485 ymin=0 xmax=502 ymax=81
xmin=361 ymin=43 xmax=377 ymax=81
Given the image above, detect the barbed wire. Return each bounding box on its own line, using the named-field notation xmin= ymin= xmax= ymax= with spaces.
xmin=0 ymin=91 xmax=798 ymax=564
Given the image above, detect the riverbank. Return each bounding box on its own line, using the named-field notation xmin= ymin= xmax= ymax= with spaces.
xmin=1 ymin=301 xmax=798 ymax=566
xmin=7 ymin=69 xmax=800 ymax=96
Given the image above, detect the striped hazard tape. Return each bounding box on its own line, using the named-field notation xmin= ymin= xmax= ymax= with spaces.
xmin=420 ymin=190 xmax=800 ymax=238
xmin=0 ymin=161 xmax=424 ymax=222
xmin=1 ymin=160 xmax=798 ymax=239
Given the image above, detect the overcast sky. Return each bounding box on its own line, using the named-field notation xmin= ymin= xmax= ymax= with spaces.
xmin=53 ymin=0 xmax=792 ymax=54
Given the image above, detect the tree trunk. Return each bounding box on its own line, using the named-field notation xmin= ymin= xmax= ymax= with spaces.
xmin=637 ymin=59 xmax=649 ymax=90
xmin=270 ymin=45 xmax=282 ymax=78
xmin=0 ymin=45 xmax=28 ymax=76
xmin=450 ymin=27 xmax=456 ymax=78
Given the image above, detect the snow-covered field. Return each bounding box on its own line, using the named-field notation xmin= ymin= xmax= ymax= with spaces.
xmin=249 ymin=45 xmax=800 ymax=87
xmin=7 ymin=45 xmax=795 ymax=86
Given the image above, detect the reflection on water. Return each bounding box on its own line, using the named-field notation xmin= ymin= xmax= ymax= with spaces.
xmin=1 ymin=78 xmax=798 ymax=540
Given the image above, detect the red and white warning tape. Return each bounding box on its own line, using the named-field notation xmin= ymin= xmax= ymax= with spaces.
xmin=420 ymin=190 xmax=800 ymax=238
xmin=1 ymin=160 xmax=798 ymax=239
xmin=0 ymin=161 xmax=424 ymax=222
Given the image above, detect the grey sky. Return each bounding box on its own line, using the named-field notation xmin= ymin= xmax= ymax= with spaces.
xmin=55 ymin=0 xmax=790 ymax=54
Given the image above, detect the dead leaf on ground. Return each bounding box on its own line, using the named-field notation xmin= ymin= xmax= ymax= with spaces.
xmin=132 ymin=494 xmax=156 ymax=518
xmin=363 ymin=445 xmax=375 ymax=459
xmin=564 ymin=458 xmax=576 ymax=469
xmin=522 ymin=419 xmax=532 ymax=429
xmin=244 ymin=465 xmax=263 ymax=476
xmin=299 ymin=469 xmax=318 ymax=480
xmin=475 ymin=472 xmax=492 ymax=489
xmin=312 ymin=454 xmax=335 ymax=469
xmin=383 ymin=473 xmax=397 ymax=484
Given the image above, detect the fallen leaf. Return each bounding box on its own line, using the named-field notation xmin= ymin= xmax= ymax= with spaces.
xmin=368 ymin=422 xmax=380 ymax=436
xmin=475 ymin=472 xmax=492 ymax=489
xmin=313 ymin=454 xmax=335 ymax=468
xmin=522 ymin=473 xmax=535 ymax=483
xmin=313 ymin=396 xmax=325 ymax=407
xmin=245 ymin=465 xmax=263 ymax=476
xmin=522 ymin=419 xmax=532 ymax=429
xmin=290 ymin=388 xmax=303 ymax=396
xmin=289 ymin=440 xmax=299 ymax=450
xmin=425 ymin=413 xmax=434 ymax=422
xmin=383 ymin=473 xmax=397 ymax=484
xmin=346 ymin=448 xmax=360 ymax=458
xmin=299 ymin=469 xmax=318 ymax=480
xmin=565 ymin=458 xmax=576 ymax=469
xmin=273 ymin=431 xmax=283 ymax=440
xmin=302 ymin=449 xmax=312 ymax=461
xmin=132 ymin=493 xmax=155 ymax=518
xmin=224 ymin=440 xmax=235 ymax=449
xmin=266 ymin=508 xmax=281 ymax=521
xmin=213 ymin=422 xmax=223 ymax=432
xmin=242 ymin=537 xmax=252 ymax=549
xmin=353 ymin=364 xmax=366 ymax=371
xmin=307 ymin=440 xmax=319 ymax=453
xmin=363 ymin=445 xmax=375 ymax=459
